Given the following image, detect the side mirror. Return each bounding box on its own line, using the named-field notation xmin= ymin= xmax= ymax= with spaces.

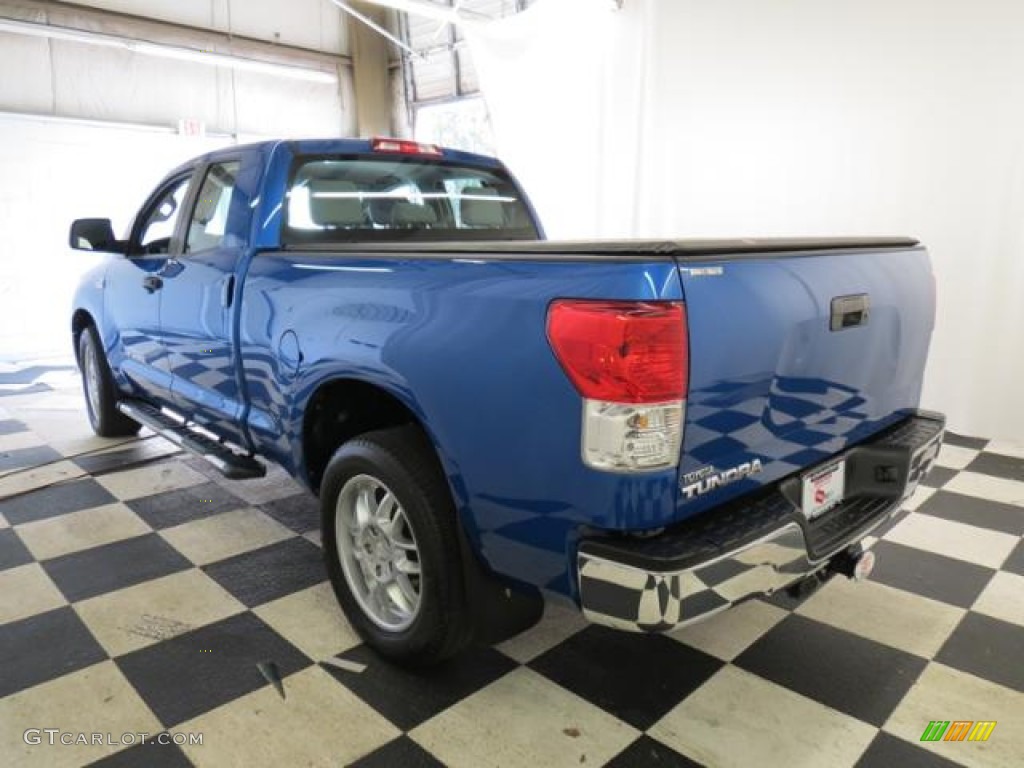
xmin=69 ymin=218 xmax=124 ymax=253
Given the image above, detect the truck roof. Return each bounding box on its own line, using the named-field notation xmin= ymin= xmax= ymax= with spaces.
xmin=172 ymin=138 xmax=505 ymax=177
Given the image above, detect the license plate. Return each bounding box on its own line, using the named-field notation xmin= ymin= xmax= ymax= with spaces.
xmin=801 ymin=460 xmax=846 ymax=519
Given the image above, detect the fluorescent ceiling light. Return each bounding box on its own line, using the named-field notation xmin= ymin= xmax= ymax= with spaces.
xmin=0 ymin=17 xmax=337 ymax=83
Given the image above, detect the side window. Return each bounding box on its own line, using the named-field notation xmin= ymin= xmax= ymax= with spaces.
xmin=138 ymin=177 xmax=191 ymax=254
xmin=186 ymin=161 xmax=240 ymax=254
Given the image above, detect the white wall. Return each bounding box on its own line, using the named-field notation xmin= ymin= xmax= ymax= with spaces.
xmin=0 ymin=0 xmax=355 ymax=136
xmin=0 ymin=114 xmax=231 ymax=360
xmin=0 ymin=0 xmax=361 ymax=360
xmin=467 ymin=0 xmax=1024 ymax=443
xmin=69 ymin=0 xmax=350 ymax=56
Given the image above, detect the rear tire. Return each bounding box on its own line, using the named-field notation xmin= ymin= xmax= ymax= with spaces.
xmin=321 ymin=424 xmax=472 ymax=666
xmin=78 ymin=325 xmax=140 ymax=438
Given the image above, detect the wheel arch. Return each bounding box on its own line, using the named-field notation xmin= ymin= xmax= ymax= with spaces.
xmin=307 ymin=381 xmax=545 ymax=650
xmin=71 ymin=308 xmax=96 ymax=365
xmin=300 ymin=376 xmax=456 ymax=499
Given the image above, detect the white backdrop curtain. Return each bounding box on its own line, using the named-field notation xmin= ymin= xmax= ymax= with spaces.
xmin=465 ymin=0 xmax=1024 ymax=445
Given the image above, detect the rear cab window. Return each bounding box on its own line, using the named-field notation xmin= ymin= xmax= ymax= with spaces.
xmin=282 ymin=155 xmax=539 ymax=244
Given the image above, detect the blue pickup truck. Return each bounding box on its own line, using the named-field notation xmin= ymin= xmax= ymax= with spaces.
xmin=69 ymin=138 xmax=944 ymax=664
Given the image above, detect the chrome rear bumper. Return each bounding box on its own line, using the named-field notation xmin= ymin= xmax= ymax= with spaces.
xmin=577 ymin=412 xmax=945 ymax=633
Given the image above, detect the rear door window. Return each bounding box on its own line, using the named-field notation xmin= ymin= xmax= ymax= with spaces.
xmin=186 ymin=161 xmax=241 ymax=254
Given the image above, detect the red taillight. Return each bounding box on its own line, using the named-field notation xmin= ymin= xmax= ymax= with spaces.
xmin=546 ymin=300 xmax=688 ymax=404
xmin=370 ymin=137 xmax=443 ymax=157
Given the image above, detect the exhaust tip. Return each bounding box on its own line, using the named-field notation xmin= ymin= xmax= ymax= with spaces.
xmin=829 ymin=547 xmax=877 ymax=582
xmin=852 ymin=549 xmax=876 ymax=582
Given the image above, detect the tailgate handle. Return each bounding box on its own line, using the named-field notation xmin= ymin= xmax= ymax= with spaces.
xmin=830 ymin=294 xmax=870 ymax=331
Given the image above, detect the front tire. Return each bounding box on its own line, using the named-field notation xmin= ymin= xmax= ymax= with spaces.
xmin=78 ymin=325 xmax=140 ymax=438
xmin=321 ymin=425 xmax=472 ymax=666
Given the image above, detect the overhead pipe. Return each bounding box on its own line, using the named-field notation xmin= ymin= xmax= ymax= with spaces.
xmin=357 ymin=0 xmax=623 ymax=21
xmin=328 ymin=0 xmax=425 ymax=59
xmin=349 ymin=0 xmax=471 ymax=26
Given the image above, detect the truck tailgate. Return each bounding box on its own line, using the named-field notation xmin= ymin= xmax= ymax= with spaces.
xmin=675 ymin=243 xmax=935 ymax=519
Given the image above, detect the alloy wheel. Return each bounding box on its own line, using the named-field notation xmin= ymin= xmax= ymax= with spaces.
xmin=334 ymin=474 xmax=422 ymax=631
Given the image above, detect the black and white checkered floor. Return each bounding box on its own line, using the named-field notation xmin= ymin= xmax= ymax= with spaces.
xmin=1 ymin=362 xmax=1021 ymax=767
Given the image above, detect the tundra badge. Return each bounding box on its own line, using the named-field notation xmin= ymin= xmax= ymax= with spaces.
xmin=681 ymin=459 xmax=764 ymax=500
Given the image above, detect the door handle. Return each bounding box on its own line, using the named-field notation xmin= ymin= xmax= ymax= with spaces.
xmin=222 ymin=275 xmax=235 ymax=308
xmin=143 ymin=275 xmax=163 ymax=293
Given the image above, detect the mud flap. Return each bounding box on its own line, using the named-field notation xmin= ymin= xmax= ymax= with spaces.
xmin=455 ymin=523 xmax=544 ymax=646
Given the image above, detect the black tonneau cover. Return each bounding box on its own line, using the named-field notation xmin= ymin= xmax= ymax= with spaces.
xmin=282 ymin=237 xmax=920 ymax=262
